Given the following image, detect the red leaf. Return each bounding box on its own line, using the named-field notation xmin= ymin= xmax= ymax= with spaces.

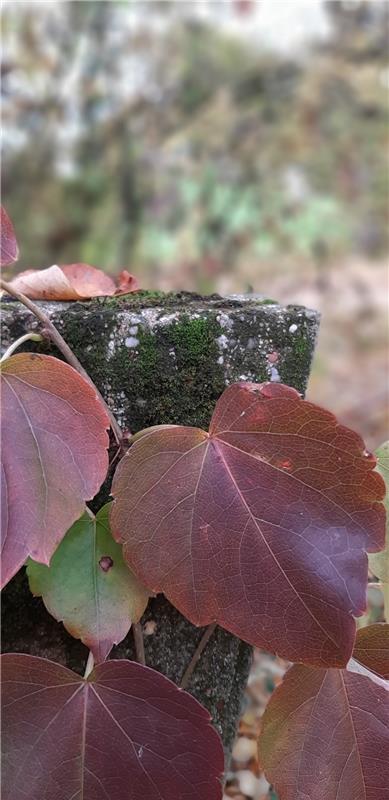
xmin=111 ymin=382 xmax=385 ymax=667
xmin=7 ymin=262 xmax=139 ymax=300
xmin=1 ymin=353 xmax=109 ymax=587
xmin=353 ymin=623 xmax=389 ymax=679
xmin=258 ymin=627 xmax=389 ymax=800
xmin=1 ymin=654 xmax=224 ymax=800
xmin=0 ymin=206 xmax=19 ymax=267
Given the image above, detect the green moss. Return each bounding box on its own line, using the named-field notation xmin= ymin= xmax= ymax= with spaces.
xmin=55 ymin=303 xmax=117 ymax=394
xmin=171 ymin=316 xmax=216 ymax=362
xmin=101 ymin=289 xmax=171 ymax=308
xmin=2 ymin=298 xmax=317 ymax=425
xmin=101 ymin=290 xmax=220 ymax=310
xmin=294 ymin=335 xmax=310 ymax=356
xmin=135 ymin=329 xmax=159 ymax=373
xmin=101 ymin=291 xmax=279 ymax=310
xmin=278 ymin=325 xmax=314 ymax=394
xmin=109 ymin=312 xmax=225 ymax=431
xmin=224 ymin=311 xmax=269 ymax=384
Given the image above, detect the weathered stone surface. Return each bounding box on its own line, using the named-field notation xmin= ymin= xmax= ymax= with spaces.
xmin=1 ymin=291 xmax=319 ymax=756
xmin=1 ymin=291 xmax=319 ymax=431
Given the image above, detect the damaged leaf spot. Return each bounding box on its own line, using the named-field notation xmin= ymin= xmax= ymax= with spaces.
xmin=99 ymin=555 xmax=114 ymax=572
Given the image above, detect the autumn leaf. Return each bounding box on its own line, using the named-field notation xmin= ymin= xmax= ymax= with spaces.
xmin=1 ymin=654 xmax=224 ymax=800
xmin=111 ymin=382 xmax=385 ymax=667
xmin=369 ymin=441 xmax=389 ymax=617
xmin=0 ymin=206 xmax=19 ymax=267
xmin=353 ymin=622 xmax=389 ymax=679
xmin=27 ymin=503 xmax=150 ymax=662
xmin=1 ymin=353 xmax=109 ymax=587
xmin=115 ymin=269 xmax=139 ymax=294
xmin=258 ymin=624 xmax=389 ymax=800
xmin=369 ymin=442 xmax=389 ymax=580
xmin=6 ymin=262 xmax=139 ymax=300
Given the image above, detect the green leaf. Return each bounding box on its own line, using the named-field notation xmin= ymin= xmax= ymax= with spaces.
xmin=27 ymin=503 xmax=150 ymax=662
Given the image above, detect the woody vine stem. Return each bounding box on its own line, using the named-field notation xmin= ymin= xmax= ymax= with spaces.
xmin=0 ymin=277 xmax=217 ymax=684
xmin=0 ymin=278 xmax=122 ymax=443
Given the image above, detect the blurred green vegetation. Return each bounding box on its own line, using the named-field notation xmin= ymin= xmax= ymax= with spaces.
xmin=2 ymin=0 xmax=388 ymax=292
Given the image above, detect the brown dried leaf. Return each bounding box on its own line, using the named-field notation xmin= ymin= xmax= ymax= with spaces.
xmin=7 ymin=262 xmax=139 ymax=300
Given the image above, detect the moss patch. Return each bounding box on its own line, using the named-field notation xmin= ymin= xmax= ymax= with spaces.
xmin=53 ymin=303 xmax=118 ymax=396
xmin=277 ymin=315 xmax=317 ymax=394
xmin=1 ymin=298 xmax=319 ymax=421
xmin=109 ymin=312 xmax=226 ymax=431
xmin=99 ymin=290 xmax=278 ymax=310
xmin=101 ymin=290 xmax=173 ymax=309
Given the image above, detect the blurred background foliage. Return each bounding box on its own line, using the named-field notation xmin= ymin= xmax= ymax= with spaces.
xmin=1 ymin=3 xmax=388 ymax=798
xmin=2 ymin=0 xmax=388 ymax=453
xmin=2 ymin=1 xmax=388 ymax=280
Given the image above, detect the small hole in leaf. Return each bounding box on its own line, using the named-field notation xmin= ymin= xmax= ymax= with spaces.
xmin=99 ymin=556 xmax=113 ymax=572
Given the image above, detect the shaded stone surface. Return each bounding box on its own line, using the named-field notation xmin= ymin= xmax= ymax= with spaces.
xmin=1 ymin=291 xmax=320 ymax=755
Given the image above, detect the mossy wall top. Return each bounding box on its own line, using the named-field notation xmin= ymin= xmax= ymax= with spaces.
xmin=1 ymin=292 xmax=320 ymax=432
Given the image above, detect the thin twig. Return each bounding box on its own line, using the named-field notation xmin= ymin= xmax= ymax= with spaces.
xmin=0 ymin=278 xmax=122 ymax=444
xmin=180 ymin=622 xmax=217 ymax=689
xmin=133 ymin=623 xmax=146 ymax=666
xmin=84 ymin=651 xmax=94 ymax=679
xmin=1 ymin=331 xmax=43 ymax=362
xmin=108 ymin=445 xmax=122 ymax=469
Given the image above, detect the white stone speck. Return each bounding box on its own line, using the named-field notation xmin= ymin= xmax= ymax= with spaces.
xmin=289 ymin=323 xmax=298 ymax=333
xmin=217 ymin=355 xmax=224 ymax=364
xmin=125 ymin=336 xmax=139 ymax=348
xmin=157 ymin=312 xmax=180 ymax=326
xmin=269 ymin=366 xmax=280 ymax=382
xmin=217 ymin=313 xmax=233 ymax=330
xmin=217 ymin=334 xmax=228 ymax=349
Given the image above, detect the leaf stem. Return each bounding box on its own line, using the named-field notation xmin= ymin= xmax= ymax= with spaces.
xmin=0 ymin=278 xmax=122 ymax=444
xmin=180 ymin=623 xmax=217 ymax=689
xmin=133 ymin=622 xmax=146 ymax=666
xmin=1 ymin=332 xmax=43 ymax=362
xmin=84 ymin=651 xmax=94 ymax=679
xmin=85 ymin=505 xmax=96 ymax=521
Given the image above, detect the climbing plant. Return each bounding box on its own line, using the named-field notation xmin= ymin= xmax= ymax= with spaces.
xmin=1 ymin=208 xmax=388 ymax=799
